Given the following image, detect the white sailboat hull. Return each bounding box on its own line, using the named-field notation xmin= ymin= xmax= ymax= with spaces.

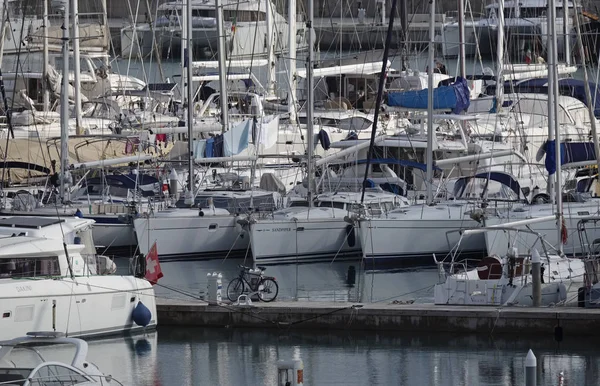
xmin=134 ymin=212 xmax=248 ymax=260
xmin=250 ymin=217 xmax=360 ymax=264
xmin=0 ymin=276 xmax=156 ymax=339
xmin=359 ymin=217 xmax=486 ymax=266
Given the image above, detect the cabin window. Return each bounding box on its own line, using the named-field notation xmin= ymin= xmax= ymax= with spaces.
xmin=192 ymin=9 xmax=214 ymax=17
xmin=225 ymin=10 xmax=265 ymax=22
xmin=519 ymin=7 xmax=546 ymax=18
xmin=29 ymin=364 xmax=88 ymax=386
xmin=317 ymin=201 xmax=345 ymax=209
xmin=0 ymin=256 xmax=60 ymax=278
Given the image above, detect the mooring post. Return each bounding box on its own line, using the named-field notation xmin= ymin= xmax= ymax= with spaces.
xmin=525 ymin=349 xmax=537 ymax=386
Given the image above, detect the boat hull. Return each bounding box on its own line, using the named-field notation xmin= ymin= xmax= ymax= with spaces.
xmin=134 ymin=213 xmax=249 ymax=261
xmin=358 ymin=218 xmax=486 ymax=267
xmin=0 ymin=276 xmax=156 ymax=339
xmin=250 ymin=218 xmax=361 ymax=264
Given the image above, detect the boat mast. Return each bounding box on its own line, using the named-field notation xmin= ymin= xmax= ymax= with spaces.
xmin=288 ymin=0 xmax=297 ymax=124
xmin=549 ymin=0 xmax=563 ymax=253
xmin=265 ymin=0 xmax=276 ymax=97
xmin=43 ymin=0 xmax=50 ymax=112
xmin=187 ymin=0 xmax=194 ymax=193
xmin=60 ymin=0 xmax=71 ymax=204
xmin=216 ymin=0 xmax=229 ymax=134
xmin=494 ymin=0 xmax=505 ymax=112
xmin=306 ymin=0 xmax=314 ymax=203
xmin=563 ymin=0 xmax=570 ymax=65
xmin=360 ymin=0 xmax=398 ymax=204
xmin=458 ymin=0 xmax=466 ymax=78
xmin=180 ymin=0 xmax=187 ymax=109
xmin=546 ymin=2 xmax=556 ymax=202
xmin=572 ymin=0 xmax=600 ymax=176
xmin=72 ymin=0 xmax=83 ymax=135
xmin=425 ymin=0 xmax=435 ymax=205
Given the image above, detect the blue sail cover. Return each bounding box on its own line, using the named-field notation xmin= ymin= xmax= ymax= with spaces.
xmin=454 ymin=171 xmax=523 ymax=198
xmin=543 ymin=141 xmax=596 ymax=174
xmin=387 ymin=77 xmax=471 ymax=114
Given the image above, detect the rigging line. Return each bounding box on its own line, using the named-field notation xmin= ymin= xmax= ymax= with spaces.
xmin=359 ymin=0 xmax=398 ymax=205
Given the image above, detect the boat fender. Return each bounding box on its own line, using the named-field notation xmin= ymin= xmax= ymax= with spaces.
xmin=199 ymin=210 xmax=204 ymax=217
xmin=132 ymin=301 xmax=152 ymax=327
xmin=345 ymin=224 xmax=356 ymax=247
xmin=75 ymin=209 xmax=83 ymax=218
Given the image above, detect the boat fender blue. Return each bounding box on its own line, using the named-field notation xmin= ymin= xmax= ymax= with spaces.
xmin=132 ymin=301 xmax=152 ymax=327
xmin=75 ymin=209 xmax=83 ymax=218
xmin=345 ymin=224 xmax=356 ymax=247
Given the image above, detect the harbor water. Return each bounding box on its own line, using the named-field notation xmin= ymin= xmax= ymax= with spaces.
xmin=70 ymin=327 xmax=600 ymax=385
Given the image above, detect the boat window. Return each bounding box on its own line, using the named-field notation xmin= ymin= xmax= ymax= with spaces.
xmin=317 ymin=201 xmax=345 ymax=209
xmin=337 ymin=117 xmax=373 ymax=131
xmin=0 ymin=369 xmax=32 ymax=385
xmin=192 ymin=9 xmax=213 ymax=17
xmin=81 ymin=102 xmax=97 ymax=118
xmin=29 ymin=364 xmax=88 ymax=386
xmin=0 ymin=256 xmax=60 ymax=278
xmin=225 ymin=10 xmax=265 ymax=22
xmin=289 ymin=200 xmax=309 ymax=207
xmin=519 ymin=7 xmax=546 ymax=18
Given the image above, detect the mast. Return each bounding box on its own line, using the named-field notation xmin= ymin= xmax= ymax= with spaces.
xmin=265 ymin=0 xmax=276 ymax=97
xmin=546 ymin=2 xmax=556 ymax=201
xmin=360 ymin=0 xmax=398 ymax=204
xmin=573 ymin=0 xmax=600 ymax=176
xmin=43 ymin=0 xmax=50 ymax=112
xmin=494 ymin=0 xmax=505 ymax=112
xmin=549 ymin=0 xmax=563 ymax=253
xmin=458 ymin=0 xmax=466 ymax=78
xmin=72 ymin=0 xmax=83 ymax=135
xmin=306 ymin=0 xmax=314 ymax=203
xmin=425 ymin=0 xmax=435 ymax=205
xmin=180 ymin=0 xmax=188 ymax=107
xmin=187 ymin=0 xmax=194 ymax=192
xmin=216 ymin=0 xmax=229 ymax=133
xmin=288 ymin=0 xmax=297 ymax=123
xmin=60 ymin=0 xmax=71 ymax=204
xmin=563 ymin=0 xmax=570 ymax=65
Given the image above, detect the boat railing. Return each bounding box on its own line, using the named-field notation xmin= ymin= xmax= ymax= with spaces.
xmin=0 ymin=373 xmax=124 ymax=385
xmin=434 ymin=256 xmax=534 ymax=286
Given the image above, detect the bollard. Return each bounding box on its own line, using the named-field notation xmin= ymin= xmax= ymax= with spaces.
xmin=531 ymin=249 xmax=542 ymax=307
xmin=558 ymin=371 xmax=564 ymax=386
xmin=525 ymin=349 xmax=537 ymax=386
xmin=206 ymin=272 xmax=222 ymax=305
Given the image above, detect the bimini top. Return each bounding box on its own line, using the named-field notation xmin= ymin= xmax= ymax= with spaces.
xmin=453 ymin=171 xmax=524 ymax=200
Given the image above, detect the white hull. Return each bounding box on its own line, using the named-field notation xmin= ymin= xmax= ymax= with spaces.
xmin=359 ymin=216 xmax=485 ymax=265
xmin=92 ymin=222 xmax=137 ymax=249
xmin=250 ymin=218 xmax=360 ymax=264
xmin=134 ymin=211 xmax=248 ymax=260
xmin=0 ymin=276 xmax=156 ymax=339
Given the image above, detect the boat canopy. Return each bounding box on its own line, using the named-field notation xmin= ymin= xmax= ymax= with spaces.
xmin=453 ymin=171 xmax=524 ymax=199
xmin=387 ymin=77 xmax=471 ymax=114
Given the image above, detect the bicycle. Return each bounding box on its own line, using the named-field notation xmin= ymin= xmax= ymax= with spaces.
xmin=227 ymin=265 xmax=279 ymax=302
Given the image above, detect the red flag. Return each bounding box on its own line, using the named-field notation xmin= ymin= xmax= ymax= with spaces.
xmin=145 ymin=242 xmax=163 ymax=285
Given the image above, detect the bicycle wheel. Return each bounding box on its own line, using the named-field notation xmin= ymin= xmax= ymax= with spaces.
xmin=258 ymin=278 xmax=279 ymax=302
xmin=227 ymin=278 xmax=245 ymax=302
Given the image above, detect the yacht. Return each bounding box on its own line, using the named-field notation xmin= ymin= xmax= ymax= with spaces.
xmin=433 ymin=227 xmax=585 ymax=305
xmin=121 ymin=0 xmax=309 ymax=59
xmin=0 ymin=216 xmax=157 ymax=339
xmin=442 ymin=0 xmax=577 ymax=58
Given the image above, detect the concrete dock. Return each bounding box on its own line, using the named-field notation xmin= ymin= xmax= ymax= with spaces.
xmin=157 ymin=300 xmax=600 ymax=337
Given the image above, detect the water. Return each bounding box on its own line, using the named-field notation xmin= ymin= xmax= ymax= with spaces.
xmin=60 ymin=327 xmax=600 ymax=385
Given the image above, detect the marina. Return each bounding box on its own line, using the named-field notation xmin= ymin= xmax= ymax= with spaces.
xmin=5 ymin=0 xmax=600 ymax=384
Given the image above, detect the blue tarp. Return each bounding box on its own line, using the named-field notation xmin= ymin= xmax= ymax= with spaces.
xmin=387 ymin=77 xmax=471 ymax=114
xmin=544 ymin=141 xmax=596 ymax=173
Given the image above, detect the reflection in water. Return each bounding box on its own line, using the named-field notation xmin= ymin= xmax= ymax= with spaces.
xmin=78 ymin=328 xmax=600 ymax=386
xmin=114 ymin=257 xmax=439 ymax=304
